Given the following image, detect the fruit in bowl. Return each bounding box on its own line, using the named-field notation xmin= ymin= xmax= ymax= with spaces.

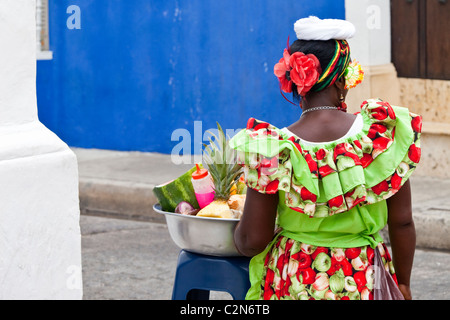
xmin=152 ymin=165 xmax=201 ymax=213
xmin=196 ymin=123 xmax=244 ymax=219
xmin=153 ymin=122 xmax=246 ymax=220
xmin=174 ymin=201 xmax=199 ymax=216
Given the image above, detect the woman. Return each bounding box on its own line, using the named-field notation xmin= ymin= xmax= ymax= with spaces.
xmin=229 ymin=17 xmax=421 ymax=300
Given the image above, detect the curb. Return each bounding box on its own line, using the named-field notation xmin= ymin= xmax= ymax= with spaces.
xmin=79 ymin=177 xmax=164 ymax=223
xmin=412 ymin=208 xmax=450 ymax=251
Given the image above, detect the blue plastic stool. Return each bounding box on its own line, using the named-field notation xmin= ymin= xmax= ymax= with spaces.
xmin=172 ymin=250 xmax=251 ymax=300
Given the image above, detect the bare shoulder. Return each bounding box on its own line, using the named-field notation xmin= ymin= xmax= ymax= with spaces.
xmin=287 ymin=110 xmax=358 ymax=142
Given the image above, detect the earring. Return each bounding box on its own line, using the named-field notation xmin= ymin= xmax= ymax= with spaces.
xmin=300 ymin=95 xmax=307 ymax=110
xmin=338 ymin=93 xmax=347 ymax=112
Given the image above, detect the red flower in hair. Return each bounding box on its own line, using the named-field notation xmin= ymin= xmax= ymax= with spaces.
xmin=274 ymin=49 xmax=293 ymax=93
xmin=274 ymin=49 xmax=321 ymax=96
xmin=289 ymin=52 xmax=321 ymax=96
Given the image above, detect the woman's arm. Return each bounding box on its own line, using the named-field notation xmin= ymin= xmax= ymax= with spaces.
xmin=386 ymin=179 xmax=415 ymax=300
xmin=234 ymin=187 xmax=279 ymax=257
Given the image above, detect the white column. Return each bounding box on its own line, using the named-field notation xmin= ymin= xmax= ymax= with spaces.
xmin=345 ymin=0 xmax=401 ymax=111
xmin=0 ymin=0 xmax=82 ymax=299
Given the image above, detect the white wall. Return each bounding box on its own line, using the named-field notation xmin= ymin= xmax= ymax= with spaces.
xmin=344 ymin=0 xmax=401 ymax=108
xmin=0 ymin=0 xmax=82 ymax=299
xmin=345 ymin=0 xmax=391 ymax=66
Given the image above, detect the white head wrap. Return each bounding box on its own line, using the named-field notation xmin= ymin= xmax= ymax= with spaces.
xmin=294 ymin=16 xmax=355 ymax=41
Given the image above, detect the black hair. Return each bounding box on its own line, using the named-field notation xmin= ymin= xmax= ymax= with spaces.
xmin=289 ymin=39 xmax=338 ymax=102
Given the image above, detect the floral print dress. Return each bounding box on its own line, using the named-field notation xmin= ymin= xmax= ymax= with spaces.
xmin=229 ymin=99 xmax=422 ymax=300
xmin=261 ymin=237 xmax=395 ymax=300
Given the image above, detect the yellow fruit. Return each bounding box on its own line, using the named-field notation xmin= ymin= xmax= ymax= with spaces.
xmin=230 ymin=183 xmax=237 ymax=196
xmin=196 ymin=200 xmax=234 ymax=219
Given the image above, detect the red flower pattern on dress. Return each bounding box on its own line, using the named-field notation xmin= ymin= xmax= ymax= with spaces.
xmin=300 ymin=187 xmax=317 ymax=203
xmin=288 ymin=136 xmax=303 ymax=153
xmin=411 ymin=115 xmax=422 ymax=133
xmin=316 ymin=148 xmax=326 ymax=160
xmin=328 ymin=257 xmax=353 ymax=276
xmin=345 ymin=247 xmax=361 ymax=259
xmin=304 ymin=152 xmax=318 ymax=174
xmin=237 ymin=99 xmax=422 ymax=218
xmin=300 ymin=268 xmax=316 ymax=285
xmin=261 ymin=236 xmax=396 ymax=300
xmin=361 ymin=153 xmax=373 ymax=168
xmin=373 ymin=136 xmax=392 ymax=152
xmin=368 ymin=123 xmax=387 ymax=139
xmin=390 ymin=173 xmax=402 ymax=190
xmin=265 ymin=180 xmax=280 ymax=194
xmin=408 ymin=144 xmax=421 ymax=163
xmin=371 ymin=180 xmax=389 ymax=195
xmin=376 ymin=101 xmax=396 ymax=119
xmin=328 ymin=195 xmax=344 ymax=209
xmin=319 ymin=164 xmax=334 ymax=178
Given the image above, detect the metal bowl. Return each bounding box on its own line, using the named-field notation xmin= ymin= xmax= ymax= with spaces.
xmin=153 ymin=204 xmax=242 ymax=257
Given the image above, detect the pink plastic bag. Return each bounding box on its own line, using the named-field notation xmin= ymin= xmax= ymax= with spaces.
xmin=373 ymin=248 xmax=404 ymax=300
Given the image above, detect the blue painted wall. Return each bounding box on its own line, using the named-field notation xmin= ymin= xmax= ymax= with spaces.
xmin=37 ymin=0 xmax=345 ymax=154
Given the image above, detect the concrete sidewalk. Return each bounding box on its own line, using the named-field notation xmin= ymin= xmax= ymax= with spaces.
xmin=73 ymin=147 xmax=450 ymax=251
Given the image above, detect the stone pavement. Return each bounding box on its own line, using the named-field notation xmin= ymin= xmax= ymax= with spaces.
xmin=73 ymin=147 xmax=450 ymax=300
xmin=80 ymin=214 xmax=450 ymax=300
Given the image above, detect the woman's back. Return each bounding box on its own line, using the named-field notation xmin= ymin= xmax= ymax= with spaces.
xmin=287 ymin=109 xmax=358 ymax=143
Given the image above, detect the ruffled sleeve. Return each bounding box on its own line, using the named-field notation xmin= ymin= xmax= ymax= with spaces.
xmin=229 ymin=98 xmax=422 ymax=218
xmin=229 ymin=118 xmax=318 ymax=196
xmin=359 ymin=99 xmax=422 ymax=202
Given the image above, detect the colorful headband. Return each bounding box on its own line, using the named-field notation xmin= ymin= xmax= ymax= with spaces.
xmin=310 ymin=40 xmax=351 ymax=92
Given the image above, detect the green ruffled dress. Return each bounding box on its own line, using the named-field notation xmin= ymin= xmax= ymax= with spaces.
xmin=229 ymin=99 xmax=422 ymax=300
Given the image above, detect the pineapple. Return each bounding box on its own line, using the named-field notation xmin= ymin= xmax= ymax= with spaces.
xmin=196 ymin=122 xmax=243 ymax=219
